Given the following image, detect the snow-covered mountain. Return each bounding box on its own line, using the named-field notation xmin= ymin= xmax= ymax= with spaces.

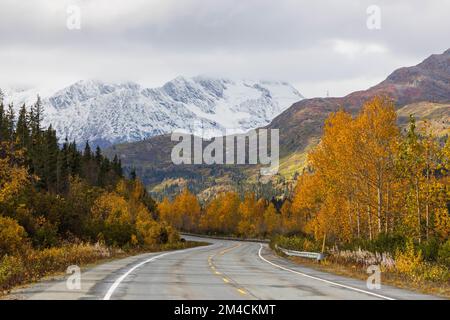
xmin=2 ymin=76 xmax=303 ymax=147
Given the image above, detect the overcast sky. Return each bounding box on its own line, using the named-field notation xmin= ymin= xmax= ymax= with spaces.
xmin=0 ymin=0 xmax=449 ymax=98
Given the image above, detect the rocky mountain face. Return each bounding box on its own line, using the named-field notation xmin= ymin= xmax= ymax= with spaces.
xmin=103 ymin=48 xmax=450 ymax=198
xmin=3 ymin=76 xmax=303 ymax=148
xmin=268 ymin=48 xmax=450 ymax=156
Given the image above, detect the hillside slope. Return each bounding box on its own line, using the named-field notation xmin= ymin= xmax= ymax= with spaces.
xmin=106 ymin=49 xmax=450 ymax=198
xmin=3 ymin=77 xmax=303 ymax=148
xmin=269 ymin=48 xmax=450 ymax=157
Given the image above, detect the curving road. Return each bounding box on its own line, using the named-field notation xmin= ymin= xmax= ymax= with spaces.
xmin=10 ymin=236 xmax=442 ymax=300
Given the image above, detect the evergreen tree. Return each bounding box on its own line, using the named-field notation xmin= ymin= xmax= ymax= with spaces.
xmin=30 ymin=95 xmax=43 ymax=135
xmin=95 ymin=145 xmax=102 ymax=164
xmin=15 ymin=104 xmax=30 ymax=148
xmin=5 ymin=103 xmax=15 ymax=142
xmin=98 ymin=157 xmax=110 ymax=186
xmin=83 ymin=141 xmax=92 ymax=161
xmin=112 ymin=155 xmax=123 ymax=177
xmin=130 ymin=168 xmax=137 ymax=181
xmin=0 ymin=100 xmax=6 ymax=141
xmin=57 ymin=138 xmax=70 ymax=193
xmin=81 ymin=141 xmax=98 ymax=185
xmin=118 ymin=159 xmax=123 ymax=177
xmin=68 ymin=140 xmax=81 ymax=176
xmin=0 ymin=89 xmax=4 ymax=138
xmin=44 ymin=125 xmax=59 ymax=191
xmin=27 ymin=97 xmax=46 ymax=186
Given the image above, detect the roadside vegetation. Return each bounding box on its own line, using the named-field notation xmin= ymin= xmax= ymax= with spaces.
xmin=271 ymin=234 xmax=450 ymax=297
xmin=158 ymin=96 xmax=450 ymax=292
xmin=1 ymin=92 xmax=449 ymax=296
xmin=0 ymin=93 xmax=191 ymax=294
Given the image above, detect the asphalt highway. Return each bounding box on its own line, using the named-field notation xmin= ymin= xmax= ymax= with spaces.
xmin=10 ymin=235 xmax=441 ymax=300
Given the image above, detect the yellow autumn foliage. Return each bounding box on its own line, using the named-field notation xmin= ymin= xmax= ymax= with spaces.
xmin=0 ymin=216 xmax=28 ymax=256
xmin=91 ymin=192 xmax=132 ymax=225
xmin=395 ymin=240 xmax=423 ymax=275
xmin=0 ymin=143 xmax=29 ymax=204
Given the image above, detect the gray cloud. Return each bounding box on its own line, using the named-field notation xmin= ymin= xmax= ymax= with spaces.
xmin=0 ymin=0 xmax=449 ymax=97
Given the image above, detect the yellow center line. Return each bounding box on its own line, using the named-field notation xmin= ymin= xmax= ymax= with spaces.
xmin=237 ymin=289 xmax=247 ymax=295
xmin=219 ymin=243 xmax=242 ymax=256
xmin=208 ymin=243 xmax=252 ymax=297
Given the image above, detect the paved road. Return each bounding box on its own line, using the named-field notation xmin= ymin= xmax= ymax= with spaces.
xmin=9 ymin=236 xmax=442 ymax=300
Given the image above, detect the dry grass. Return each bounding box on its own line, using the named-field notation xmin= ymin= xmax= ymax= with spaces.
xmin=285 ymin=254 xmax=450 ymax=299
xmin=0 ymin=240 xmax=206 ymax=296
xmin=397 ymin=102 xmax=450 ymax=136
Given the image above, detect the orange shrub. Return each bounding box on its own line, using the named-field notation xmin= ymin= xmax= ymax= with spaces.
xmin=0 ymin=216 xmax=28 ymax=256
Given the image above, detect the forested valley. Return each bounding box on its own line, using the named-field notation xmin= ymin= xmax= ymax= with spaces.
xmin=158 ymin=97 xmax=450 ymax=285
xmin=0 ymin=92 xmax=184 ymax=292
xmin=1 ymin=93 xmax=449 ymax=293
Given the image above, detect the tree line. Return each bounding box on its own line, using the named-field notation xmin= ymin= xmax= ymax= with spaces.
xmin=0 ymin=92 xmax=177 ymax=255
xmin=0 ymin=95 xmax=123 ymax=192
xmin=158 ymin=96 xmax=450 ymax=258
xmin=158 ymin=189 xmax=304 ymax=238
xmin=291 ymin=96 xmax=449 ymax=246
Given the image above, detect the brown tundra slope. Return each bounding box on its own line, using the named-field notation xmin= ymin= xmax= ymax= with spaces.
xmin=269 ymin=48 xmax=450 ymax=157
xmin=106 ymin=49 xmax=450 ymax=196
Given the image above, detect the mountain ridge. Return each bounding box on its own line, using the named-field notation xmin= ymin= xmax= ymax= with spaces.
xmin=104 ymin=48 xmax=450 ymax=198
xmin=268 ymin=48 xmax=450 ymax=156
xmin=3 ymin=76 xmax=303 ymax=148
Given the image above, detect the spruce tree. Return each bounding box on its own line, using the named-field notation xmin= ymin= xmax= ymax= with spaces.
xmin=31 ymin=95 xmax=43 ymax=135
xmin=16 ymin=104 xmax=30 ymax=148
xmin=0 ymin=101 xmax=6 ymax=141
xmin=95 ymin=145 xmax=102 ymax=164
xmin=44 ymin=126 xmax=59 ymax=192
xmin=118 ymin=159 xmax=123 ymax=177
xmin=130 ymin=168 xmax=137 ymax=181
xmin=27 ymin=98 xmax=46 ymax=185
xmin=6 ymin=103 xmax=15 ymax=142
xmin=112 ymin=155 xmax=123 ymax=177
xmin=0 ymin=89 xmax=4 ymax=138
xmin=83 ymin=140 xmax=92 ymax=161
xmin=98 ymin=157 xmax=110 ymax=186
xmin=57 ymin=138 xmax=70 ymax=193
xmin=68 ymin=140 xmax=82 ymax=176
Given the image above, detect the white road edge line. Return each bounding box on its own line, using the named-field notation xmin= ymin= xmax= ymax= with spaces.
xmin=258 ymin=244 xmax=395 ymax=300
xmin=103 ymin=245 xmax=212 ymax=300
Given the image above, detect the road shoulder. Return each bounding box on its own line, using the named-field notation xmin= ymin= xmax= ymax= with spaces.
xmin=4 ymin=242 xmax=211 ymax=300
xmin=259 ymin=244 xmax=444 ymax=300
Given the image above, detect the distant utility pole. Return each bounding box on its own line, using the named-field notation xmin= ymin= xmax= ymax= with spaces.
xmin=326 ymin=90 xmax=329 ymax=97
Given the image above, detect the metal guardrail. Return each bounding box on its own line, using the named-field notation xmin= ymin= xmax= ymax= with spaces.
xmin=180 ymin=233 xmax=324 ymax=261
xmin=180 ymin=232 xmax=270 ymax=243
xmin=276 ymin=245 xmax=325 ymax=261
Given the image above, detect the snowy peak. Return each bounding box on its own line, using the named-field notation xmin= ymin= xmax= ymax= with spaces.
xmin=2 ymin=76 xmax=304 ymax=147
xmin=48 ymin=80 xmax=142 ymax=110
